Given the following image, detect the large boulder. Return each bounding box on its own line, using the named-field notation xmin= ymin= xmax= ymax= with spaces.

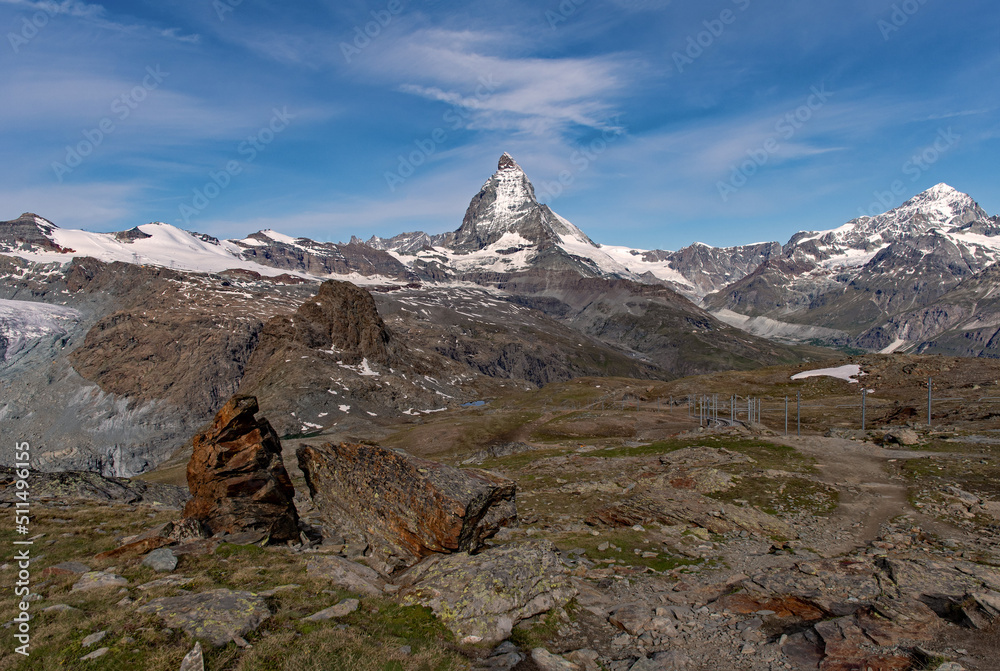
xmin=396 ymin=540 xmax=576 ymax=645
xmin=137 ymin=589 xmax=271 ymax=647
xmin=182 ymin=396 xmax=299 ymax=542
xmin=297 ymin=442 xmax=517 ymax=570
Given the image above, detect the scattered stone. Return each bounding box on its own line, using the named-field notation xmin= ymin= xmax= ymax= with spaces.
xmin=95 ymin=536 xmax=173 ymax=561
xmin=564 ymin=649 xmax=601 ymax=671
xmin=142 ymin=548 xmax=178 ymax=573
xmin=179 ymin=642 xmax=205 ymax=671
xmin=42 ymin=561 xmax=89 ymax=577
xmin=885 ymin=428 xmax=920 ymax=446
xmin=303 ymin=598 xmax=360 ymax=621
xmin=182 ymin=395 xmax=300 ymax=543
xmin=651 ymin=650 xmax=695 ymax=669
xmin=81 ymin=630 xmax=107 ymax=647
xmin=80 ymin=647 xmax=109 ymax=661
xmin=219 ymin=530 xmax=267 ymax=546
xmin=71 ymin=571 xmax=128 ymax=592
xmin=629 ymin=658 xmax=663 ymax=671
xmin=306 ymin=555 xmax=385 ymax=596
xmin=42 ymin=604 xmax=79 ymax=614
xmin=169 ymin=518 xmax=210 ymax=542
xmin=609 ymin=604 xmax=653 ymax=636
xmin=137 ymin=589 xmax=271 ymax=647
xmin=397 ymin=540 xmax=575 ymax=645
xmin=298 ymin=441 xmax=517 ymax=569
xmin=257 ymin=584 xmax=301 ymax=597
xmin=531 ymin=648 xmax=581 ymax=671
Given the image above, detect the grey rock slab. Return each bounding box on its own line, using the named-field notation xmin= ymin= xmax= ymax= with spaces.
xmin=51 ymin=561 xmax=90 ymax=574
xmin=42 ymin=604 xmax=79 ymax=614
xmin=609 ymin=604 xmax=653 ymax=636
xmin=531 ymin=648 xmax=581 ymax=671
xmin=179 ymin=642 xmax=205 ymax=671
xmin=137 ymin=589 xmax=271 ymax=647
xmin=306 ymin=555 xmax=385 ymax=596
xmin=396 ymin=540 xmax=576 ymax=645
xmin=81 ymin=630 xmax=107 ymax=647
xmin=303 ymin=598 xmax=359 ymax=621
xmin=651 ymin=651 xmax=695 ymax=670
xmin=564 ymin=649 xmax=601 ymax=671
xmin=142 ymin=548 xmax=179 ymax=573
xmin=80 ymin=647 xmax=109 ymax=661
xmin=72 ymin=571 xmax=128 ymax=592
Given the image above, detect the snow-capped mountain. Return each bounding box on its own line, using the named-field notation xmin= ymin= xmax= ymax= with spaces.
xmin=0 ymin=156 xmax=798 ymax=299
xmin=706 ymin=183 xmax=1000 ymax=352
xmin=3 ymin=157 xmax=999 ymax=357
xmin=370 ymin=154 xmax=639 ymax=280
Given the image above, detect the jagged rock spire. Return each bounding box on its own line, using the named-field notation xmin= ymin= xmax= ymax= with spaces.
xmin=498 ymin=152 xmax=519 ymax=171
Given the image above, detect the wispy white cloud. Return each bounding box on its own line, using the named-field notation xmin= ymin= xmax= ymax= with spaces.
xmin=0 ymin=0 xmax=199 ymax=43
xmin=368 ymin=29 xmax=630 ymax=136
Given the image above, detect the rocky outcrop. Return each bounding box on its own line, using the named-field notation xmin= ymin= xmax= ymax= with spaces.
xmin=266 ymin=280 xmax=394 ymax=366
xmin=234 ymin=234 xmax=416 ymax=281
xmin=182 ymin=396 xmax=299 ymax=542
xmin=730 ymin=555 xmax=1000 ymax=670
xmin=0 ymin=213 xmax=70 ymax=253
xmin=0 ymin=467 xmax=188 ymax=509
xmin=297 ymin=442 xmax=517 ymax=570
xmin=396 ymin=540 xmax=576 ymax=645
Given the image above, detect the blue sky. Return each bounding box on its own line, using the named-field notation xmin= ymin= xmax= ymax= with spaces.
xmin=1 ymin=0 xmax=997 ymax=250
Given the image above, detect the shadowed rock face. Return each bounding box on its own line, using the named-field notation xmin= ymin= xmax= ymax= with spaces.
xmin=183 ymin=396 xmax=299 ymax=542
xmin=297 ymin=442 xmax=517 ymax=570
xmin=253 ymin=279 xmax=394 ymax=367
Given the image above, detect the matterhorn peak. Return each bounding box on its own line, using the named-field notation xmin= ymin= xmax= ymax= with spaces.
xmin=498 ymin=152 xmax=520 ymax=171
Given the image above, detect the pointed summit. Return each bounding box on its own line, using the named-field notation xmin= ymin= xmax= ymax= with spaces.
xmin=498 ymin=152 xmax=519 ymax=171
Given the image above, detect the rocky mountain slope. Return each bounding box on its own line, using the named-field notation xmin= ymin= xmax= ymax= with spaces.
xmin=706 ymin=184 xmax=1000 ymax=350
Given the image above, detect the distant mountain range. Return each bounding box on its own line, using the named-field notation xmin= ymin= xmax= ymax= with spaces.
xmin=3 ymin=153 xmax=998 ymax=358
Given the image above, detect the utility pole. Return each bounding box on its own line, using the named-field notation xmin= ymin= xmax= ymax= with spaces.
xmin=861 ymin=388 xmax=866 ymax=431
xmin=928 ymin=377 xmax=933 ymax=427
xmin=796 ymin=392 xmax=801 ymax=437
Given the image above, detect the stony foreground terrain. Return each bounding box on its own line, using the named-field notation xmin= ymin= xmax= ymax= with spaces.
xmin=4 ymin=359 xmax=1000 ymax=670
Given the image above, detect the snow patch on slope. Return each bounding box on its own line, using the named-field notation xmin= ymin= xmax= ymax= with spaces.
xmin=791 ymin=364 xmax=863 ymax=383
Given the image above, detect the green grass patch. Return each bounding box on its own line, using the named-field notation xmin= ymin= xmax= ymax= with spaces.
xmin=707 ymin=476 xmax=839 ymax=516
xmin=551 ymin=529 xmax=702 ymax=573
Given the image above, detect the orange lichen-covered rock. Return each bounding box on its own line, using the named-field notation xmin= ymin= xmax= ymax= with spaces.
xmin=182 ymin=396 xmax=298 ymax=542
xmin=297 ymin=442 xmax=516 ymax=570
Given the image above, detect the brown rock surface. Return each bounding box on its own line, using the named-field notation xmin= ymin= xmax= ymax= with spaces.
xmin=182 ymin=396 xmax=299 ymax=542
xmin=297 ymin=442 xmax=517 ymax=569
xmin=250 ymin=279 xmax=395 ymax=368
